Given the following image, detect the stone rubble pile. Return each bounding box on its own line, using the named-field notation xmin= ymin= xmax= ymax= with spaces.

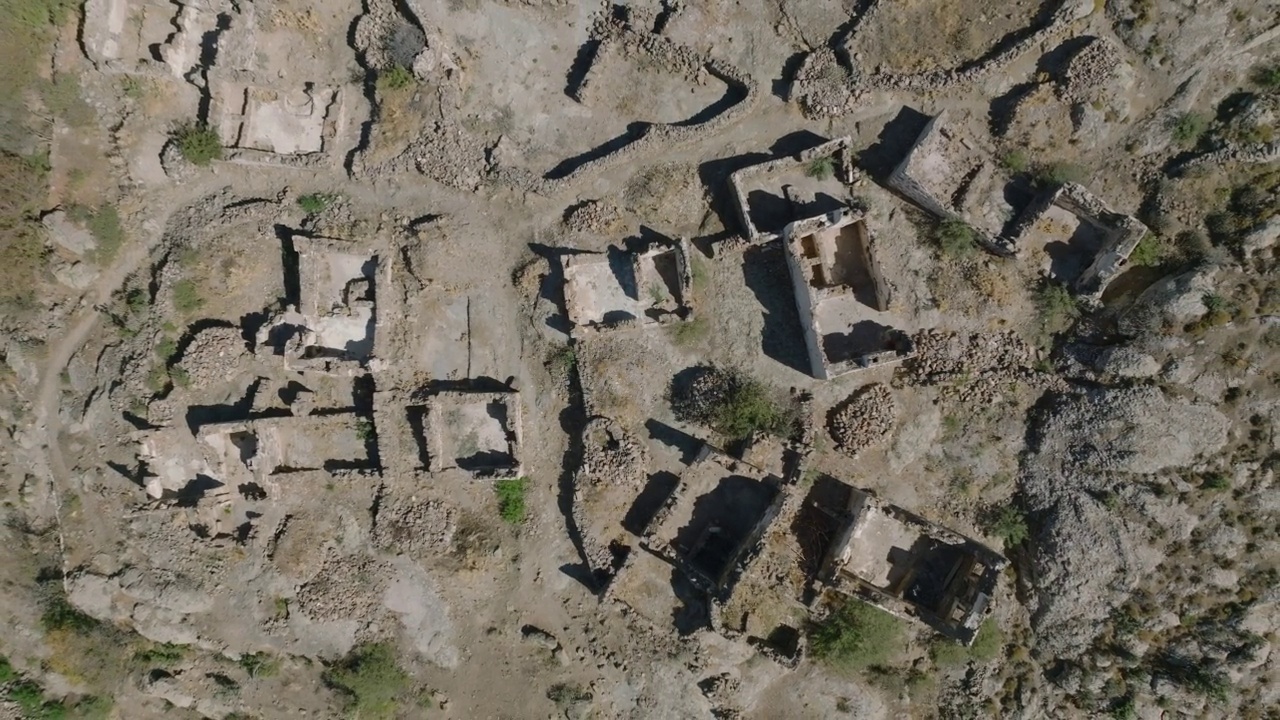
xmin=1058 ymin=37 xmax=1122 ymax=104
xmin=294 ymin=551 xmax=386 ymax=624
xmin=371 ymin=496 xmax=459 ymax=554
xmin=902 ymin=329 xmax=1052 ymax=403
xmin=175 ymin=326 xmax=249 ymax=386
xmin=828 ymin=383 xmax=897 ymax=459
xmin=575 ymin=418 xmax=647 ymax=490
xmin=563 ymin=199 xmax=624 ymax=235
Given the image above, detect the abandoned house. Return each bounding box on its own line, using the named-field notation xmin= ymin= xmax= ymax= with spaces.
xmin=886 ymin=111 xmax=1018 ymax=255
xmin=213 ymin=82 xmax=341 ymax=159
xmin=628 ymin=443 xmax=783 ymax=596
xmin=815 ymin=483 xmax=1005 ymax=645
xmin=257 ymin=236 xmax=377 ymax=374
xmin=782 ymin=209 xmax=913 ymax=379
xmin=606 ymin=442 xmax=787 ymax=633
xmin=728 ymin=137 xmax=856 ymax=244
xmin=561 ymin=238 xmax=693 ymax=336
xmin=1007 ymin=182 xmax=1149 ymax=297
xmin=409 ymin=389 xmax=523 ymax=479
xmin=135 ymin=413 xmax=374 ymax=501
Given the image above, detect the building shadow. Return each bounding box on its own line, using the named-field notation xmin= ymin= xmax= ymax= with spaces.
xmin=742 ymin=245 xmax=809 ymax=374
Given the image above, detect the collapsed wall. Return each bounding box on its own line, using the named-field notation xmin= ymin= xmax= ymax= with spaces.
xmin=790 ymin=0 xmax=1091 ymax=118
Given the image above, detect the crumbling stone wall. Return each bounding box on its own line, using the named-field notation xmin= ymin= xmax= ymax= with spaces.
xmin=791 ymin=0 xmax=1089 ymax=118
xmin=1007 ymin=182 xmax=1149 ymax=297
xmin=727 ymin=137 xmax=854 ymax=243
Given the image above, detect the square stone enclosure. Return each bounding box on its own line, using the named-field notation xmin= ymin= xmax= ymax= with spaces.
xmin=213 ymin=82 xmax=340 ymax=157
xmin=782 ymin=209 xmax=913 ymax=379
xmin=818 ymin=485 xmax=1006 ymax=645
xmin=562 ymin=239 xmax=693 ymax=336
xmin=728 ymin=137 xmax=855 ymax=243
xmin=410 ymin=391 xmax=522 ymax=478
xmin=643 ymin=445 xmax=785 ymax=597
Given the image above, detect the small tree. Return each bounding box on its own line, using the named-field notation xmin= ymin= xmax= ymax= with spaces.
xmin=1034 ymin=161 xmax=1086 ymax=189
xmin=1036 ymin=282 xmax=1080 ymax=335
xmin=173 ymin=123 xmax=222 ymax=166
xmin=323 ymin=643 xmax=410 ymax=720
xmin=985 ymin=504 xmax=1029 ymax=548
xmin=1250 ymin=63 xmax=1280 ymax=91
xmin=1128 ymin=233 xmax=1164 ymax=267
xmin=810 ymin=601 xmax=903 ymax=672
xmin=376 ymin=64 xmax=415 ymax=93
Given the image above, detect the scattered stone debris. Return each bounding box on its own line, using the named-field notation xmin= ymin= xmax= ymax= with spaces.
xmin=827 ymin=383 xmax=897 ymax=458
xmin=371 ymin=496 xmax=459 ymax=554
xmin=563 ymin=199 xmax=625 ymax=235
xmin=902 ymin=329 xmax=1050 ymax=403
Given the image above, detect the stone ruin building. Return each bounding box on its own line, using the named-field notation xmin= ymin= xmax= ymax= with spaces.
xmin=886 ymin=111 xmax=1018 ymax=255
xmin=606 ymin=443 xmax=786 ymax=628
xmin=408 ymin=389 xmax=523 ymax=480
xmin=889 ymin=110 xmax=1147 ymax=297
xmin=1007 ymin=182 xmax=1150 ymax=297
xmin=728 ymin=137 xmax=856 ymax=244
xmin=814 ymin=484 xmax=1006 ymax=645
xmin=257 ymin=235 xmax=377 ymax=375
xmin=562 ymin=237 xmax=694 ymax=337
xmin=83 ymin=0 xmax=350 ymax=169
xmin=782 ymin=209 xmax=913 ymax=379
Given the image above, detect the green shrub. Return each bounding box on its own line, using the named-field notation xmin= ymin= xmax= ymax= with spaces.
xmin=931 ymin=618 xmax=1002 ymax=666
xmin=376 ymin=65 xmax=414 ymax=93
xmin=355 ymin=417 xmax=375 ymax=442
xmin=968 ymin=618 xmax=1003 ymax=661
xmin=83 ymin=203 xmax=123 ymax=263
xmin=546 ymin=345 xmax=576 ymax=375
xmin=239 ymin=652 xmax=279 ymax=679
xmin=1170 ymin=112 xmax=1208 ymax=146
xmin=1000 ymin=150 xmax=1029 ymax=173
xmin=1200 ymin=472 xmax=1230 ymax=491
xmin=1201 ymin=293 xmax=1230 ymax=315
xmin=69 ymin=695 xmax=112 ymax=719
xmin=1109 ymin=694 xmax=1137 ymax=720
xmin=169 ymin=365 xmax=191 ymax=388
xmin=155 ymin=337 xmax=178 ymax=361
xmin=1034 ymin=161 xmax=1086 ymax=189
xmin=1036 ymin=282 xmax=1080 ymax=335
xmin=172 ymin=279 xmax=203 ymax=314
xmin=671 ymin=367 xmax=796 ymax=441
xmin=809 ymin=601 xmax=903 ymax=672
xmin=173 ymin=123 xmax=221 ymax=166
xmin=805 ymin=156 xmax=835 ymax=180
xmin=712 ymin=376 xmax=793 ymax=440
xmin=495 ymin=477 xmax=528 ymax=524
xmin=1128 ymin=233 xmax=1164 ymax=267
xmin=984 ymin=505 xmax=1030 ymax=548
xmin=323 ymin=643 xmax=410 ymax=720
xmin=669 ymin=315 xmax=708 ymax=346
xmin=41 ymin=594 xmax=98 ymax=634
xmin=5 ymin=679 xmax=67 ymax=719
xmin=297 ymin=193 xmax=335 ymax=214
xmin=0 ymin=655 xmax=14 ymax=682
xmin=133 ymin=642 xmax=186 ymax=666
xmin=934 ymin=219 xmax=978 ymax=259
xmin=1251 ymin=63 xmax=1280 ymax=91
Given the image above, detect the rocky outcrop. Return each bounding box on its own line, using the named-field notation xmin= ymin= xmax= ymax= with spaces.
xmin=1021 ymin=386 xmax=1230 ymax=655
